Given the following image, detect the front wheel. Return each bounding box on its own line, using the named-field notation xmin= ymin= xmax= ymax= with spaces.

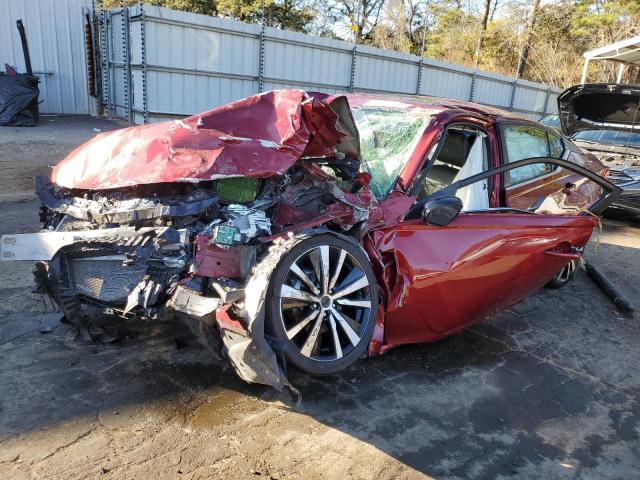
xmin=266 ymin=234 xmax=378 ymax=375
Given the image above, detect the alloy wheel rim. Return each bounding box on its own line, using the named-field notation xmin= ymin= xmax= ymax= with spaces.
xmin=557 ymin=259 xmax=576 ymax=283
xmin=279 ymin=245 xmax=372 ymax=362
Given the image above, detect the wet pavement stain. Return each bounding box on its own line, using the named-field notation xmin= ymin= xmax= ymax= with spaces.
xmin=188 ymin=390 xmax=264 ymax=428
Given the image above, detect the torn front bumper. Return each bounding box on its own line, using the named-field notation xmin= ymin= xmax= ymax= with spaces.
xmin=2 ymin=227 xmax=189 ymax=338
xmin=1 ymin=227 xmax=297 ymax=395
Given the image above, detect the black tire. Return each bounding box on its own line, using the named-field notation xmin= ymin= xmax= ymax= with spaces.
xmin=266 ymin=234 xmax=378 ymax=375
xmin=546 ymin=259 xmax=578 ymax=289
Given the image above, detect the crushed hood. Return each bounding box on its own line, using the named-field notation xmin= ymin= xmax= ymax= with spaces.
xmin=558 ymin=83 xmax=640 ymax=137
xmin=52 ymin=90 xmax=360 ymax=190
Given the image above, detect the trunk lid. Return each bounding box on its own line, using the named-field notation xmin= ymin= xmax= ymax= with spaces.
xmin=558 ymin=83 xmax=640 ymax=138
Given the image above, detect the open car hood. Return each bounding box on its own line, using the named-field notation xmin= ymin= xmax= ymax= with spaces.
xmin=558 ymin=83 xmax=640 ymax=137
xmin=51 ymin=90 xmax=360 ymax=190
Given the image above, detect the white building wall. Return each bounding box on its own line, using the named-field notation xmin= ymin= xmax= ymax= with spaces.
xmin=0 ymin=0 xmax=95 ymax=114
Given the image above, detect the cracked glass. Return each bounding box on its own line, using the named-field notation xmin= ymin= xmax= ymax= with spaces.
xmin=352 ymin=107 xmax=431 ymax=199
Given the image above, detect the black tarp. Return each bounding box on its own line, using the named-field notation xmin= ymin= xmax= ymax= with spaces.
xmin=0 ymin=73 xmax=39 ymax=126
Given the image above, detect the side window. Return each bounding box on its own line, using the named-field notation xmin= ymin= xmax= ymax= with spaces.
xmin=416 ymin=127 xmax=489 ymax=211
xmin=501 ymin=125 xmax=564 ymax=187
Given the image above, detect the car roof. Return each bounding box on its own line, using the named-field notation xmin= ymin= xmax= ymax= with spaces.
xmin=343 ymin=93 xmax=527 ymax=123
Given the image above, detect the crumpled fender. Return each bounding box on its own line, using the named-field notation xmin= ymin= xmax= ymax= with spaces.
xmin=218 ymin=231 xmax=371 ymax=398
xmin=51 ymin=90 xmax=357 ymax=190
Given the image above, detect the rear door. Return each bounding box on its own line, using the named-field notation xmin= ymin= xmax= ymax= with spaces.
xmin=383 ymin=158 xmax=620 ymax=347
xmin=499 ymin=123 xmax=605 ymax=213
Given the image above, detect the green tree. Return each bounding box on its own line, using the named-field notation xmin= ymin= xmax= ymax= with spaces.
xmin=104 ymin=0 xmax=315 ymax=32
xmin=103 ymin=0 xmax=640 ymax=87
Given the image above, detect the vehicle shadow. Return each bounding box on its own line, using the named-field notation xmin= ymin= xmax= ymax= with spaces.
xmin=1 ymin=242 xmax=639 ymax=478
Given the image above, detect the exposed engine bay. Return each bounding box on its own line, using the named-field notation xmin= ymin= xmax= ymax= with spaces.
xmin=585 ymin=149 xmax=640 ymax=168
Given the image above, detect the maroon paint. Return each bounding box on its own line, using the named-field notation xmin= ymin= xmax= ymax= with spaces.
xmin=194 ymin=236 xmax=246 ymax=278
xmin=376 ymin=213 xmax=596 ymax=350
xmin=46 ymin=89 xmax=609 ymax=359
xmin=216 ymin=305 xmax=247 ymax=335
xmin=51 ymin=90 xmax=347 ymax=190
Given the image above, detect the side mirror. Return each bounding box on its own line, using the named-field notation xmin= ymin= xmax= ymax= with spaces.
xmin=422 ymin=196 xmax=463 ymax=226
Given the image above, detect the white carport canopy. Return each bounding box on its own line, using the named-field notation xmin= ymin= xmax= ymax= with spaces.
xmin=581 ymin=35 xmax=640 ymax=83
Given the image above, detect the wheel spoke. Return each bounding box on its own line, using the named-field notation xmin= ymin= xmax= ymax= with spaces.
xmin=329 ymin=249 xmax=346 ymax=291
xmin=327 ymin=313 xmax=343 ymax=359
xmin=286 ymin=308 xmax=321 ymax=339
xmin=309 ymin=249 xmax=322 ymax=288
xmin=335 ymin=298 xmax=371 ymax=309
xmin=332 ymin=274 xmax=369 ymax=300
xmin=319 ymin=245 xmax=330 ymax=295
xmin=300 ymin=311 xmax=324 ymax=357
xmin=330 ymin=308 xmax=361 ymax=346
xmin=280 ymin=284 xmax=319 ymax=304
xmin=290 ymin=262 xmax=320 ymax=295
xmin=559 ymin=261 xmax=575 ymax=282
xmin=560 ymin=266 xmax=568 ymax=281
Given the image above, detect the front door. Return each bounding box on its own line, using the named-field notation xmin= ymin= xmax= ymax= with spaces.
xmin=384 ymin=212 xmax=596 ymax=346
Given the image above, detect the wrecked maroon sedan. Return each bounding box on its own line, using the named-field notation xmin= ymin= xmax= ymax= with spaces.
xmin=0 ymin=90 xmax=620 ymax=391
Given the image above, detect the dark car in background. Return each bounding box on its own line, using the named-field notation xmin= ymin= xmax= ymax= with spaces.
xmin=558 ymin=83 xmax=640 ymax=215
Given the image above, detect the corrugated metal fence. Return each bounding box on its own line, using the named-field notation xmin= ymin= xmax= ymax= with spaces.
xmin=99 ymin=5 xmax=561 ymax=125
xmin=0 ymin=1 xmax=561 ymax=119
xmin=0 ymin=0 xmax=95 ymax=115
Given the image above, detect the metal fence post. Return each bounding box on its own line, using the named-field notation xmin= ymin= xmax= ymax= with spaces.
xmin=509 ymin=80 xmax=517 ymax=111
xmin=349 ymin=45 xmax=357 ymax=93
xmin=469 ymin=71 xmax=477 ymax=101
xmin=543 ymin=87 xmax=551 ymax=114
xmin=139 ymin=2 xmax=148 ymax=123
xmin=101 ymin=10 xmax=111 ymax=116
xmin=122 ymin=7 xmax=132 ymax=123
xmin=91 ymin=0 xmax=102 ymax=103
xmin=258 ymin=24 xmax=266 ymax=92
xmin=415 ymin=58 xmax=424 ymax=96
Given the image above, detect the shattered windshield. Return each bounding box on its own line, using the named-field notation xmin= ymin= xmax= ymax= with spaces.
xmin=352 ymin=107 xmax=431 ymax=199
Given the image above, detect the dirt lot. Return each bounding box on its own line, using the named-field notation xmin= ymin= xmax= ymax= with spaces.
xmin=1 ymin=116 xmax=639 ymax=480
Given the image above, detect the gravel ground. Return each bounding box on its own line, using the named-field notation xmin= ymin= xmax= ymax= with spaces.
xmin=1 ymin=116 xmax=639 ymax=480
